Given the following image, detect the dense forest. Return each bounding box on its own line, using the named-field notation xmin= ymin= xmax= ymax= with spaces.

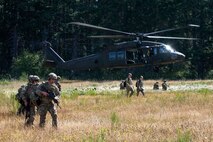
xmin=0 ymin=0 xmax=212 ymax=80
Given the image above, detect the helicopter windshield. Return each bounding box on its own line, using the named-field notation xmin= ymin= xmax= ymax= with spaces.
xmin=165 ymin=45 xmax=175 ymax=52
xmin=159 ymin=45 xmax=175 ymax=53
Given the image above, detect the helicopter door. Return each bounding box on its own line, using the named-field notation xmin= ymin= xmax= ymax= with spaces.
xmin=126 ymin=50 xmax=136 ymax=64
xmin=137 ymin=49 xmax=147 ymax=63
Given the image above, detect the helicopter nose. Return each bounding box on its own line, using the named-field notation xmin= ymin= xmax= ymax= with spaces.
xmin=175 ymin=52 xmax=185 ymax=61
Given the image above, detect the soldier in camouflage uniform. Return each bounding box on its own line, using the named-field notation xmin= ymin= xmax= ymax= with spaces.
xmin=16 ymin=85 xmax=27 ymax=115
xmin=55 ymin=76 xmax=61 ymax=92
xmin=153 ymin=82 xmax=159 ymax=90
xmin=16 ymin=75 xmax=34 ymax=116
xmin=125 ymin=73 xmax=134 ymax=97
xmin=21 ymin=75 xmax=40 ymax=126
xmin=36 ymin=73 xmax=60 ymax=128
xmin=136 ymin=76 xmax=145 ymax=96
xmin=162 ymin=80 xmax=168 ymax=91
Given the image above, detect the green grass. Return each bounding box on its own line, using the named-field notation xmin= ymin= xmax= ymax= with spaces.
xmin=196 ymin=88 xmax=213 ymax=95
xmin=177 ymin=130 xmax=192 ymax=142
xmin=82 ymin=129 xmax=106 ymax=142
xmin=0 ymin=80 xmax=10 ymax=85
xmin=0 ymin=92 xmax=19 ymax=113
xmin=174 ymin=92 xmax=187 ymax=103
xmin=110 ymin=112 xmax=120 ymax=130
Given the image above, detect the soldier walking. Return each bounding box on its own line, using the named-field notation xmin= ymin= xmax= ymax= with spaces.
xmin=125 ymin=73 xmax=134 ymax=97
xmin=162 ymin=80 xmax=168 ymax=91
xmin=136 ymin=76 xmax=145 ymax=96
xmin=21 ymin=75 xmax=40 ymax=127
xmin=36 ymin=73 xmax=60 ymax=128
xmin=16 ymin=75 xmax=33 ymax=116
xmin=153 ymin=82 xmax=159 ymax=90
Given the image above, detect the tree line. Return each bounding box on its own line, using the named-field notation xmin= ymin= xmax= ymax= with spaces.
xmin=0 ymin=0 xmax=212 ymax=80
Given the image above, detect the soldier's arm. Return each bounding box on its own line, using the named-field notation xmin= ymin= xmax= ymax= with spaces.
xmin=36 ymin=84 xmax=48 ymax=97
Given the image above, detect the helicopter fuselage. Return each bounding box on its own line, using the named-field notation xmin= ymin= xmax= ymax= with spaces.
xmin=53 ymin=40 xmax=185 ymax=71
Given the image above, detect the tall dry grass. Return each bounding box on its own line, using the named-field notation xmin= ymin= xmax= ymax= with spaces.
xmin=0 ymin=80 xmax=213 ymax=142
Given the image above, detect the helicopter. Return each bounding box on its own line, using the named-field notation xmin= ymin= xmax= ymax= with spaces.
xmin=44 ymin=22 xmax=199 ymax=71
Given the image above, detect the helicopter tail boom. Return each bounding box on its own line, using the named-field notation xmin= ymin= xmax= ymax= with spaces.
xmin=44 ymin=47 xmax=65 ymax=67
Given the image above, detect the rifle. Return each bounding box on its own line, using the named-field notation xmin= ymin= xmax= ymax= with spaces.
xmin=41 ymin=86 xmax=61 ymax=109
xmin=48 ymin=92 xmax=61 ymax=109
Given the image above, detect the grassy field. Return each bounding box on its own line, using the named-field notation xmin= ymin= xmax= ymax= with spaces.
xmin=0 ymin=80 xmax=213 ymax=142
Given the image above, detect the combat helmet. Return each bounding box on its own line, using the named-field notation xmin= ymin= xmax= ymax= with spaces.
xmin=57 ymin=76 xmax=61 ymax=80
xmin=28 ymin=75 xmax=34 ymax=83
xmin=48 ymin=73 xmax=57 ymax=80
xmin=33 ymin=75 xmax=40 ymax=82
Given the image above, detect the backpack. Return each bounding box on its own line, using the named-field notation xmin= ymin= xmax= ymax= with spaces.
xmin=136 ymin=80 xmax=140 ymax=87
xmin=15 ymin=85 xmax=26 ymax=101
xmin=123 ymin=80 xmax=126 ymax=88
xmin=135 ymin=81 xmax=138 ymax=87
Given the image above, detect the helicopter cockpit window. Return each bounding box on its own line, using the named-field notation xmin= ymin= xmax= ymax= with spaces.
xmin=153 ymin=48 xmax=157 ymax=55
xmin=117 ymin=51 xmax=125 ymax=60
xmin=109 ymin=52 xmax=116 ymax=61
xmin=159 ymin=46 xmax=169 ymax=53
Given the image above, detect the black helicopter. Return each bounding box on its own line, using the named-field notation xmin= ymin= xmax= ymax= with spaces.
xmin=44 ymin=22 xmax=199 ymax=71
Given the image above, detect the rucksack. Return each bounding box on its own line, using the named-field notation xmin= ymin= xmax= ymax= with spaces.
xmin=16 ymin=85 xmax=26 ymax=101
xmin=123 ymin=80 xmax=126 ymax=88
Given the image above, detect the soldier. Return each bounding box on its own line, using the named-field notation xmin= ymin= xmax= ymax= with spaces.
xmin=16 ymin=75 xmax=33 ymax=116
xmin=136 ymin=76 xmax=145 ymax=96
xmin=153 ymin=82 xmax=159 ymax=90
xmin=55 ymin=76 xmax=61 ymax=92
xmin=22 ymin=75 xmax=40 ymax=127
xmin=36 ymin=73 xmax=60 ymax=128
xmin=16 ymin=85 xmax=27 ymax=115
xmin=162 ymin=80 xmax=168 ymax=91
xmin=120 ymin=80 xmax=126 ymax=90
xmin=125 ymin=73 xmax=134 ymax=97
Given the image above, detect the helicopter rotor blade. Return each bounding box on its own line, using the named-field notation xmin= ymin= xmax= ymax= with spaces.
xmin=88 ymin=35 xmax=132 ymax=39
xmin=146 ymin=35 xmax=199 ymax=40
xmin=144 ymin=24 xmax=200 ymax=36
xmin=70 ymin=22 xmax=135 ymax=36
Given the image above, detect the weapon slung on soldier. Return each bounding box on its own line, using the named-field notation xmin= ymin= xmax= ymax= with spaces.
xmin=48 ymin=92 xmax=61 ymax=109
xmin=41 ymin=86 xmax=61 ymax=109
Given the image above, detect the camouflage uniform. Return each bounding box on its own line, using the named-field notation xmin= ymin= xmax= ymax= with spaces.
xmin=136 ymin=76 xmax=145 ymax=96
xmin=162 ymin=81 xmax=168 ymax=91
xmin=23 ymin=84 xmax=38 ymax=125
xmin=22 ymin=76 xmax=40 ymax=126
xmin=16 ymin=75 xmax=34 ymax=116
xmin=120 ymin=80 xmax=126 ymax=90
xmin=55 ymin=76 xmax=61 ymax=92
xmin=125 ymin=73 xmax=134 ymax=97
xmin=36 ymin=73 xmax=60 ymax=128
xmin=16 ymin=85 xmax=27 ymax=115
xmin=153 ymin=82 xmax=159 ymax=90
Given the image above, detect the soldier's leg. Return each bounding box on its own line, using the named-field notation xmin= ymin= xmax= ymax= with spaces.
xmin=26 ymin=105 xmax=36 ymax=126
xmin=142 ymin=89 xmax=145 ymax=96
xmin=129 ymin=87 xmax=134 ymax=97
xmin=17 ymin=105 xmax=22 ymax=115
xmin=126 ymin=89 xmax=129 ymax=97
xmin=48 ymin=104 xmax=58 ymax=128
xmin=38 ymin=104 xmax=48 ymax=128
xmin=137 ymin=90 xmax=140 ymax=96
xmin=17 ymin=101 xmax=25 ymax=115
